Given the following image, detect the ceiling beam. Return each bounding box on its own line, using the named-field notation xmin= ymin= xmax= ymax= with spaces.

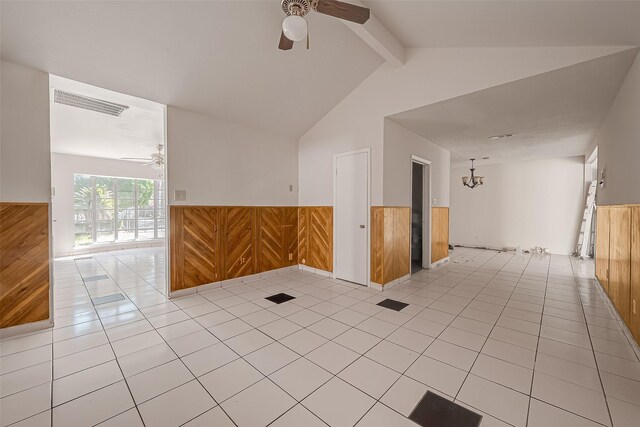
xmin=341 ymin=1 xmax=405 ymax=66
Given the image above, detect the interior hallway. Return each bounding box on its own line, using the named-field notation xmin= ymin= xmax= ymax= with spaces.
xmin=1 ymin=247 xmax=640 ymax=426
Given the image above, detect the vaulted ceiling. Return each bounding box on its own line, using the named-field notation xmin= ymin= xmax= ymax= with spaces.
xmin=390 ymin=49 xmax=638 ymax=166
xmin=0 ymin=1 xmax=382 ymax=138
xmin=2 ymin=0 xmax=640 ymax=143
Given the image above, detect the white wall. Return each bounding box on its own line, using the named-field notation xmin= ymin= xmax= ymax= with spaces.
xmin=0 ymin=60 xmax=51 ymax=202
xmin=51 ymin=153 xmax=161 ymax=256
xmin=298 ymin=46 xmax=628 ymax=206
xmin=596 ymin=51 xmax=640 ymax=205
xmin=383 ymin=119 xmax=450 ymax=207
xmin=167 ymin=106 xmax=298 ymax=206
xmin=450 ymin=156 xmax=585 ymax=255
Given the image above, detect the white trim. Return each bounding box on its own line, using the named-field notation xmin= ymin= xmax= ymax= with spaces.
xmin=333 ymin=148 xmax=371 ymax=287
xmin=162 ymin=105 xmax=170 ymax=297
xmin=300 ymin=265 xmax=333 ymax=277
xmin=430 ymin=256 xmax=449 ymax=269
xmin=410 ymin=155 xmax=433 ymax=272
xmin=370 ymin=273 xmax=411 ymax=291
xmin=167 ymin=266 xmax=300 ymax=298
xmin=0 ymin=319 xmax=53 ymax=339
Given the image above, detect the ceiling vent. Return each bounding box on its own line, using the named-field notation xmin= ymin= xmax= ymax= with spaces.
xmin=54 ymin=89 xmax=129 ymax=116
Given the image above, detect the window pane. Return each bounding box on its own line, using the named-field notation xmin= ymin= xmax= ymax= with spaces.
xmin=73 ymin=174 xmax=165 ymax=245
xmin=74 ymin=174 xmax=93 ymax=245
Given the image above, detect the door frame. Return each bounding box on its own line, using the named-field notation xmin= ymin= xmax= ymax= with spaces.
xmin=411 ymin=155 xmax=432 ymax=270
xmin=333 ymin=148 xmax=371 ymax=286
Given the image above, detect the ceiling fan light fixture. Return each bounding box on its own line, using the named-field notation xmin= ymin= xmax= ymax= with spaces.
xmin=282 ymin=15 xmax=307 ymax=42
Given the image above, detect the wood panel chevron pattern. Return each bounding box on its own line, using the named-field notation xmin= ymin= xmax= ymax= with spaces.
xmin=169 ymin=205 xmax=332 ymax=292
xmin=223 ymin=207 xmax=255 ymax=279
xmin=170 ymin=206 xmax=218 ymax=291
xmin=370 ymin=207 xmax=410 ymax=286
xmin=432 ymin=207 xmax=450 ymax=264
xmin=299 ymin=207 xmax=333 ymax=272
xmin=258 ymin=207 xmax=284 ymax=272
xmin=283 ymin=207 xmax=298 ymax=267
xmin=0 ymin=203 xmax=50 ymax=328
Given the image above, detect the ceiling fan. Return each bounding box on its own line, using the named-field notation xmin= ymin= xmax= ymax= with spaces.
xmin=278 ymin=0 xmax=370 ymax=50
xmin=121 ymin=144 xmax=164 ymax=170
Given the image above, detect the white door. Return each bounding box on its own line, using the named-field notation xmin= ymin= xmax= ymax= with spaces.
xmin=336 ymin=151 xmax=368 ymax=285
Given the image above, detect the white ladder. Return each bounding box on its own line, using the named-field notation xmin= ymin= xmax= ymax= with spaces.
xmin=575 ymin=180 xmax=597 ymax=258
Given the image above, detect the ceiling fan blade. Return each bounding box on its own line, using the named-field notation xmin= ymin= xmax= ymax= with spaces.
xmin=315 ymin=0 xmax=370 ymax=24
xmin=121 ymin=157 xmax=152 ymax=161
xmin=278 ymin=31 xmax=293 ymax=50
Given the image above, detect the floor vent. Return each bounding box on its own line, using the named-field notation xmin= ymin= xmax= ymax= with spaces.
xmin=377 ymin=298 xmax=409 ymax=312
xmin=410 ymin=391 xmax=482 ymax=427
xmin=92 ymin=293 xmax=125 ymax=306
xmin=265 ymin=293 xmax=296 ymax=304
xmin=54 ymin=89 xmax=129 ymax=116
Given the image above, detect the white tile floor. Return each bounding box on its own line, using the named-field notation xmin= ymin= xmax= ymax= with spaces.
xmin=2 ymin=247 xmax=640 ymax=426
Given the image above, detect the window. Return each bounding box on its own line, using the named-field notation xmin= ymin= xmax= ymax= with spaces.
xmin=74 ymin=174 xmax=165 ymax=246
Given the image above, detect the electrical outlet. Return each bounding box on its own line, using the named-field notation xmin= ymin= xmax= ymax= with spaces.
xmin=301 ymin=258 xmax=306 ymax=264
xmin=174 ymin=190 xmax=187 ymax=202
xmin=633 ymin=299 xmax=637 ymax=315
xmin=289 ymin=185 xmax=294 ymax=192
xmin=288 ymin=253 xmax=293 ymax=261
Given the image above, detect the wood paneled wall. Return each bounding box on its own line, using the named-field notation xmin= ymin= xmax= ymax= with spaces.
xmin=631 ymin=206 xmax=640 ymax=344
xmin=170 ymin=206 xmax=330 ymax=292
xmin=0 ymin=203 xmax=50 ymax=328
xmin=432 ymin=207 xmax=450 ymax=264
xmin=595 ymin=207 xmax=611 ymax=294
xmin=298 ymin=207 xmax=333 ymax=272
xmin=596 ymin=204 xmax=640 ymax=345
xmin=371 ymin=207 xmax=410 ymax=286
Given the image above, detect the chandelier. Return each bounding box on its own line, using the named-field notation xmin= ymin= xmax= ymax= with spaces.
xmin=461 ymin=158 xmax=484 ymax=189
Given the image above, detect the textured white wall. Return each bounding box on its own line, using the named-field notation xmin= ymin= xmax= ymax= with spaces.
xmin=449 ymin=156 xmax=585 ymax=255
xmin=597 ymin=51 xmax=640 ymax=205
xmin=51 ymin=153 xmax=161 ymax=256
xmin=298 ymin=46 xmax=628 ymax=206
xmin=383 ymin=119 xmax=450 ymax=207
xmin=166 ymin=106 xmax=298 ymax=207
xmin=0 ymin=61 xmax=51 ymax=202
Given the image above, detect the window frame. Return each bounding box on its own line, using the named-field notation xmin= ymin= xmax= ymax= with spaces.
xmin=73 ymin=173 xmax=165 ymax=247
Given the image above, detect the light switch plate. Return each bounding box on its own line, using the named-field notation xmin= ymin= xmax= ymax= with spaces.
xmin=174 ymin=190 xmax=187 ymax=202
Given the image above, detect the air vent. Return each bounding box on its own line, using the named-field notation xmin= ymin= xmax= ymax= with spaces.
xmin=54 ymin=89 xmax=129 ymax=116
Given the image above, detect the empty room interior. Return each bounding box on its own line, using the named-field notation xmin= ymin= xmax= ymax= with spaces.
xmin=2 ymin=1 xmax=640 ymax=426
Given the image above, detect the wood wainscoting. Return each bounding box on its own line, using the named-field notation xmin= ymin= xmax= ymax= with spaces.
xmin=596 ymin=204 xmax=640 ymax=345
xmin=298 ymin=207 xmax=333 ymax=272
xmin=371 ymin=207 xmax=410 ymax=286
xmin=170 ymin=206 xmax=331 ymax=292
xmin=431 ymin=207 xmax=450 ymax=264
xmin=0 ymin=203 xmax=50 ymax=328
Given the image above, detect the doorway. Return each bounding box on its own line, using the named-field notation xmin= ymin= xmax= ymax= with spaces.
xmin=334 ymin=149 xmax=370 ymax=285
xmin=411 ymin=156 xmax=431 ymax=272
xmin=49 ymin=75 xmax=169 ymax=295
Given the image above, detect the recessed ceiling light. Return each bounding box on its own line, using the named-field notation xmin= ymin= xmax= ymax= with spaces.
xmin=488 ymin=133 xmax=514 ymax=140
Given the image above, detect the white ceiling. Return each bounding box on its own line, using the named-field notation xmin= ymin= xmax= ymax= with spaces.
xmin=50 ymin=75 xmax=165 ymax=161
xmin=0 ymin=1 xmax=382 ymax=138
xmin=366 ymin=0 xmax=640 ymax=48
xmin=389 ymin=49 xmax=638 ymax=166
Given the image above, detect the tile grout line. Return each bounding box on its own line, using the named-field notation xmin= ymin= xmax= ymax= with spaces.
xmin=570 ymin=256 xmax=615 ymax=427
xmin=524 ymin=253 xmax=551 ymax=427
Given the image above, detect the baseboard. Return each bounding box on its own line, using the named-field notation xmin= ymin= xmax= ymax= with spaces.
xmin=370 ymin=273 xmax=411 ymax=291
xmin=594 ymin=277 xmax=640 ymax=360
xmin=430 ymin=257 xmax=449 ymax=269
xmin=299 ymin=264 xmax=333 ymax=277
xmin=0 ymin=318 xmax=53 ymax=339
xmin=168 ymin=265 xmax=302 ymax=298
